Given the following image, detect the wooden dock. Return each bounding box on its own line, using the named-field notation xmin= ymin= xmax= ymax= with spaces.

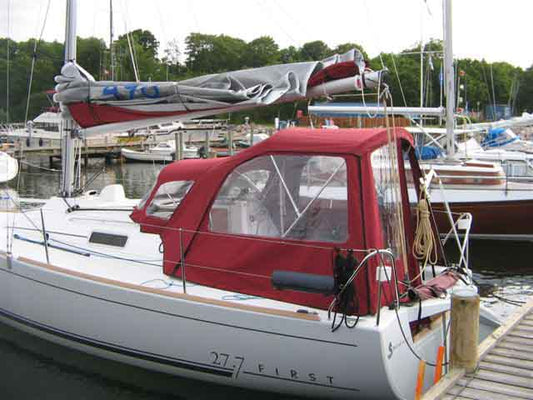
xmin=424 ymin=297 xmax=533 ymax=400
xmin=5 ymin=138 xmax=148 ymax=165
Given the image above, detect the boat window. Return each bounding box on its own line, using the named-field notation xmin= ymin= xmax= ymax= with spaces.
xmin=371 ymin=145 xmax=407 ymax=259
xmin=137 ymin=182 xmax=157 ymax=209
xmin=146 ymin=180 xmax=194 ymax=219
xmin=210 ymin=155 xmax=348 ymax=243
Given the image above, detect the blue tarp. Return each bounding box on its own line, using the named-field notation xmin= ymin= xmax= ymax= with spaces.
xmin=482 ymin=128 xmax=518 ymax=148
xmin=415 ymin=145 xmax=443 ymax=160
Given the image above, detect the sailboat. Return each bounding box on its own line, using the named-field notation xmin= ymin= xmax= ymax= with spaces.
xmin=308 ymin=4 xmax=533 ymax=243
xmin=0 ymin=1 xmax=499 ymax=399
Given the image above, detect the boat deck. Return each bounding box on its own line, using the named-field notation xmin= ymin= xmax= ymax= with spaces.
xmin=424 ymin=297 xmax=533 ymax=400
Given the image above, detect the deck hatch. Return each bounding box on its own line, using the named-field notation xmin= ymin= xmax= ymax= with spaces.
xmin=89 ymin=232 xmax=128 ymax=247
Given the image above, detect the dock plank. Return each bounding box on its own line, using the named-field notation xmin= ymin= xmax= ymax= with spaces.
xmin=458 ymin=377 xmax=533 ymax=399
xmin=502 ymin=336 xmax=533 ymax=347
xmin=479 ymin=361 xmax=533 ymax=379
xmin=515 ymin=324 xmax=533 ymax=333
xmin=508 ymin=329 xmax=533 ymax=340
xmin=448 ymin=385 xmax=519 ymax=400
xmin=475 ymin=369 xmax=533 ymax=389
xmin=484 ymin=354 xmax=533 ymax=372
xmin=491 ymin=347 xmax=533 ymax=362
xmin=497 ymin=340 xmax=533 ymax=354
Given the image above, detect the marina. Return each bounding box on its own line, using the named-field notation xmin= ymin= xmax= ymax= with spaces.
xmin=1 ymin=0 xmax=533 ymax=399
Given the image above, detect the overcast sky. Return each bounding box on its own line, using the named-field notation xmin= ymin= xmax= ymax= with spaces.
xmin=2 ymin=0 xmax=532 ymax=69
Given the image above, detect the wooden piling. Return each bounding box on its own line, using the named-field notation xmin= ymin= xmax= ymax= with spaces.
xmin=423 ymin=297 xmax=533 ymax=400
xmin=450 ymin=287 xmax=480 ymax=373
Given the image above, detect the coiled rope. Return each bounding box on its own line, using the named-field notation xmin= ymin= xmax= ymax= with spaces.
xmin=412 ymin=183 xmax=438 ymax=269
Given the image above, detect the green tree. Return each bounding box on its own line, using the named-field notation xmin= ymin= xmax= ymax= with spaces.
xmin=115 ymin=29 xmax=163 ymax=81
xmin=243 ymin=36 xmax=279 ymax=68
xmin=279 ymin=46 xmax=300 ymax=64
xmin=517 ymin=65 xmax=533 ymax=113
xmin=185 ymin=33 xmax=247 ymax=74
xmin=298 ymin=41 xmax=330 ymax=61
xmin=78 ymin=37 xmax=106 ymax=79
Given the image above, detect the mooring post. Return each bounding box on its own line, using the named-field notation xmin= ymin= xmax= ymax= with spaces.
xmin=174 ymin=129 xmax=182 ymax=161
xmin=204 ymin=131 xmax=210 ymax=158
xmin=228 ymin=130 xmax=234 ymax=156
xmin=84 ymin=138 xmax=88 ymax=168
xmin=450 ymin=286 xmax=480 ymax=373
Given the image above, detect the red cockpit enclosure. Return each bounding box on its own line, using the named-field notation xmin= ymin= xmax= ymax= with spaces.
xmin=131 ymin=128 xmax=421 ymax=316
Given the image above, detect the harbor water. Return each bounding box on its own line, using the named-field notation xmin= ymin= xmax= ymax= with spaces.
xmin=1 ymin=158 xmax=532 ymax=399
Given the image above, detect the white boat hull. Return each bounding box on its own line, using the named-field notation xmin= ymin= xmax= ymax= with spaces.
xmin=121 ymin=147 xmax=198 ymax=162
xmin=0 ymin=190 xmax=486 ymax=399
xmin=0 ymin=251 xmax=451 ymax=399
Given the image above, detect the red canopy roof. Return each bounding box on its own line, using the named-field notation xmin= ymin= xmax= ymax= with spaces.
xmin=132 ymin=127 xmax=417 ymax=316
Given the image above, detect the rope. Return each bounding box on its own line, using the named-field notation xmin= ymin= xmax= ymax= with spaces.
xmin=412 ymin=183 xmax=438 ymax=270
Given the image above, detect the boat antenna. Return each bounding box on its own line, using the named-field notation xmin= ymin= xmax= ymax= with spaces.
xmin=60 ymin=0 xmax=78 ymax=197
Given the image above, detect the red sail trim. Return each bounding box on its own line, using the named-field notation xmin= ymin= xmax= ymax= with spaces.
xmin=307 ymin=62 xmax=359 ymax=87
xmin=67 ymin=103 xmax=218 ymax=128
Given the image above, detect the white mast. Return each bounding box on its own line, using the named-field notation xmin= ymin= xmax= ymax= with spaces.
xmin=60 ymin=0 xmax=77 ymax=197
xmin=110 ymin=0 xmax=115 ymax=80
xmin=444 ymin=0 xmax=455 ymax=157
xmin=420 ymin=2 xmax=424 ymax=114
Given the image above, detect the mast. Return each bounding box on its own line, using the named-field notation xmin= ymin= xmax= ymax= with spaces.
xmin=6 ymin=0 xmax=10 ymax=123
xmin=419 ymin=3 xmax=424 ymax=116
xmin=110 ymin=0 xmax=115 ymax=80
xmin=60 ymin=0 xmax=77 ymax=197
xmin=444 ymin=0 xmax=455 ymax=157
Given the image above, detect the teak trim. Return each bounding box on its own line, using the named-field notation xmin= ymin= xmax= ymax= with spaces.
xmin=10 ymin=255 xmax=321 ymax=321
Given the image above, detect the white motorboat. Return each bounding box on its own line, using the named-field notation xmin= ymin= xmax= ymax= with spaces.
xmin=121 ymin=140 xmax=198 ymax=162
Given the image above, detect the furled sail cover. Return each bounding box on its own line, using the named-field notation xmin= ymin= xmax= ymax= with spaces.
xmin=54 ymin=49 xmax=377 ymax=135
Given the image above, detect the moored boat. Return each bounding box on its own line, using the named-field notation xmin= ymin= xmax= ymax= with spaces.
xmin=121 ymin=140 xmax=198 ymax=162
xmin=0 ymin=127 xmax=493 ymax=399
xmin=0 ymin=2 xmax=497 ymax=397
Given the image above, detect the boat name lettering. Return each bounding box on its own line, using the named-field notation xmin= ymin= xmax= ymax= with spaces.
xmin=257 ymin=363 xmax=334 ymax=385
xmin=387 ymin=340 xmax=404 ymax=359
xmin=102 ymin=84 xmax=160 ymax=100
xmin=209 ymin=351 xmax=245 ymax=378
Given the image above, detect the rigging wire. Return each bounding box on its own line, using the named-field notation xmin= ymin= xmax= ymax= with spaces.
xmin=24 ymin=0 xmax=52 ymax=125
xmin=120 ymin=0 xmax=140 ymax=82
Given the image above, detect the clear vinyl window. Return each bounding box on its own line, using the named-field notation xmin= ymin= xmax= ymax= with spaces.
xmin=146 ymin=180 xmax=194 ymax=219
xmin=371 ymin=145 xmax=406 ymax=258
xmin=209 ymin=155 xmax=348 ymax=243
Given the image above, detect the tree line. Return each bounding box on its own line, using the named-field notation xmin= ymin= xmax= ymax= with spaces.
xmin=0 ymin=30 xmax=531 ymax=124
